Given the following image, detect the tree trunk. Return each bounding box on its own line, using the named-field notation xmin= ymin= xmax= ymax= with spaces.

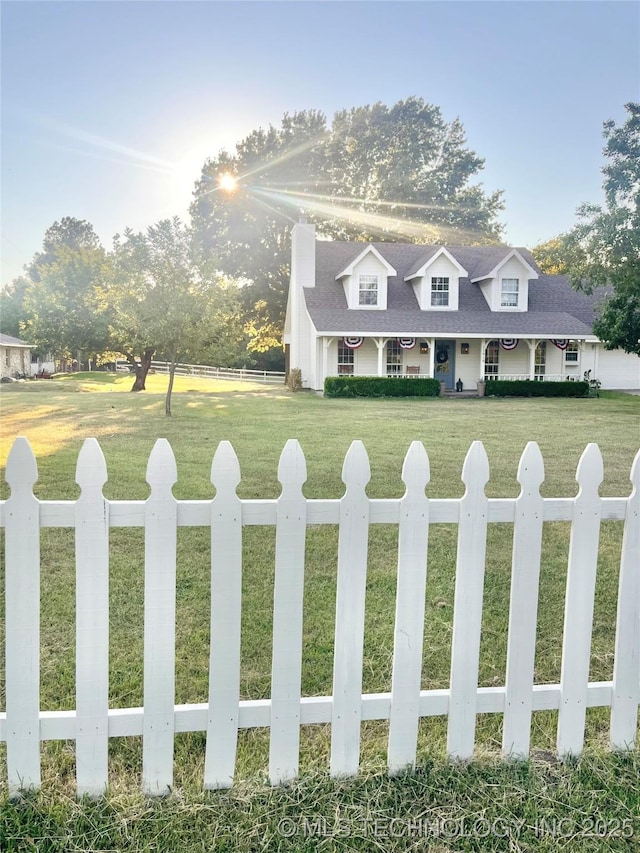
xmin=165 ymin=349 xmax=178 ymax=416
xmin=130 ymin=348 xmax=154 ymax=391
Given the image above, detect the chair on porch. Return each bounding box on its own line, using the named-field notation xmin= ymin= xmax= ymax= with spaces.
xmin=405 ymin=365 xmax=420 ymax=375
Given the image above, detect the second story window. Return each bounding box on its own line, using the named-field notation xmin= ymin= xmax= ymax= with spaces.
xmin=431 ymin=277 xmax=450 ymax=306
xmin=501 ymin=278 xmax=519 ymax=307
xmin=358 ymin=275 xmax=378 ymax=306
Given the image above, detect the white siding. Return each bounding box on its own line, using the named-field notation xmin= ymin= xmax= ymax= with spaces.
xmin=355 ymin=340 xmax=378 ymax=375
xmin=595 ymin=347 xmax=640 ymax=390
xmin=456 ymin=340 xmax=482 ymax=388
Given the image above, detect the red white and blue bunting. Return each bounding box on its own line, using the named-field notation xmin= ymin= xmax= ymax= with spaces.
xmin=343 ymin=336 xmax=364 ymax=349
xmin=500 ymin=339 xmax=519 ymax=351
xmin=398 ymin=337 xmax=416 ymax=349
xmin=550 ymin=339 xmax=569 ymax=350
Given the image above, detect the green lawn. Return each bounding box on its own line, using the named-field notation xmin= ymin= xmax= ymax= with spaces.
xmin=0 ymin=377 xmax=639 ymax=851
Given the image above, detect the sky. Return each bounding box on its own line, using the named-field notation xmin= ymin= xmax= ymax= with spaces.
xmin=1 ymin=0 xmax=638 ymax=287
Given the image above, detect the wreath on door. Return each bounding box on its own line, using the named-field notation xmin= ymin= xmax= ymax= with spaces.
xmin=436 ymin=348 xmax=448 ymax=364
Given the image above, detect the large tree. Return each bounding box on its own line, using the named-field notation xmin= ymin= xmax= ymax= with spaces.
xmin=110 ymin=217 xmax=242 ymax=413
xmin=190 ymin=97 xmax=503 ymax=343
xmin=13 ymin=219 xmax=112 ymax=363
xmin=533 ymin=103 xmax=640 ymax=355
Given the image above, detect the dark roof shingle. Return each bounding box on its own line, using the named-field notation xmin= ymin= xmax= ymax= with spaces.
xmin=304 ymin=241 xmax=599 ymax=337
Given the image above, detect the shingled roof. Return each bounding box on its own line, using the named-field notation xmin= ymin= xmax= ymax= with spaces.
xmin=303 ymin=241 xmax=602 ymax=337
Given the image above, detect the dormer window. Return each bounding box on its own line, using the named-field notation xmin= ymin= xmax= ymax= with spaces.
xmin=501 ymin=278 xmax=519 ymax=307
xmin=358 ymin=274 xmax=378 ymax=306
xmin=431 ymin=277 xmax=450 ymax=306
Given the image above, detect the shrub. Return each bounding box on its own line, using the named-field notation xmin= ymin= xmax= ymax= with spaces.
xmin=324 ymin=376 xmax=441 ymax=398
xmin=484 ymin=379 xmax=590 ymax=398
xmin=286 ymin=367 xmax=303 ymax=392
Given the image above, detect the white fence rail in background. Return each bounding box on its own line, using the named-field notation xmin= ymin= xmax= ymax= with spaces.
xmin=0 ymin=438 xmax=638 ymax=797
xmin=149 ymin=360 xmax=286 ymax=384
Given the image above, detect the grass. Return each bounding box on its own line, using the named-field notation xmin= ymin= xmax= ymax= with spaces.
xmin=0 ymin=376 xmax=639 ymax=851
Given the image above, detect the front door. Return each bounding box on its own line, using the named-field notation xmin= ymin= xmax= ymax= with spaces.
xmin=434 ymin=340 xmax=455 ymax=389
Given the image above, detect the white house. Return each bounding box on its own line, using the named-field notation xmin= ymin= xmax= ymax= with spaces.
xmin=284 ymin=221 xmax=640 ymax=392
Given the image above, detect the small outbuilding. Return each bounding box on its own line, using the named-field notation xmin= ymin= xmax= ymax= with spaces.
xmin=0 ymin=332 xmax=35 ymax=379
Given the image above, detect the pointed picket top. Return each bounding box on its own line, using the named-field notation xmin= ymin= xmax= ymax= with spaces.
xmin=575 ymin=443 xmax=604 ymax=493
xmin=5 ymin=436 xmax=38 ymax=491
xmin=516 ymin=442 xmax=545 ymax=491
xmin=76 ymin=438 xmax=108 ymax=490
xmin=146 ymin=438 xmax=177 ymax=490
xmin=461 ymin=440 xmax=490 ymax=492
xmin=401 ymin=441 xmax=430 ymax=493
xmin=277 ymin=439 xmax=307 ymax=496
xmin=211 ymin=440 xmax=241 ymax=494
xmin=341 ymin=440 xmax=371 ymax=491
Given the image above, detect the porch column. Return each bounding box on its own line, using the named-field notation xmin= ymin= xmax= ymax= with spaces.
xmin=322 ymin=337 xmax=334 ymax=384
xmin=527 ymin=339 xmax=536 ymax=380
xmin=480 ymin=339 xmax=487 ymax=381
xmin=375 ymin=338 xmax=386 ymax=377
xmin=428 ymin=338 xmax=435 ymax=377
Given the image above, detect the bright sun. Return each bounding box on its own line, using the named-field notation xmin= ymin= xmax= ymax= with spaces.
xmin=218 ymin=172 xmax=238 ymax=193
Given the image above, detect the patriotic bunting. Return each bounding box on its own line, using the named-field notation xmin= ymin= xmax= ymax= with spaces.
xmin=343 ymin=337 xmax=364 ymax=349
xmin=500 ymin=339 xmax=519 ymax=351
xmin=551 ymin=339 xmax=569 ymax=350
xmin=398 ymin=337 xmax=416 ymax=349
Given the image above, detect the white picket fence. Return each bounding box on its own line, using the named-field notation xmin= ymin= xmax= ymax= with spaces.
xmin=0 ymin=437 xmax=638 ymax=798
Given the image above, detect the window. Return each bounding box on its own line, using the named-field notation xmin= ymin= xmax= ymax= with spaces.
xmin=337 ymin=340 xmax=354 ymax=375
xmin=565 ymin=341 xmax=579 ymax=363
xmin=386 ymin=339 xmax=402 ymax=375
xmin=431 ymin=276 xmax=450 ymax=306
xmin=358 ymin=275 xmax=378 ymax=306
xmin=484 ymin=340 xmax=499 ymax=378
xmin=535 ymin=341 xmax=546 ymax=379
xmin=501 ymin=278 xmax=519 ymax=307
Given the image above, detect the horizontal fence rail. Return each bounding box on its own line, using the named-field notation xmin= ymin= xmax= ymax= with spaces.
xmin=149 ymin=361 xmax=286 ymax=384
xmin=0 ymin=437 xmax=638 ymax=797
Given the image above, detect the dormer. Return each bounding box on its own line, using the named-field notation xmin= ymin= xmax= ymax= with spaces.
xmin=471 ymin=249 xmax=538 ymax=312
xmin=335 ymin=245 xmax=396 ymax=310
xmin=403 ymin=246 xmax=467 ymax=311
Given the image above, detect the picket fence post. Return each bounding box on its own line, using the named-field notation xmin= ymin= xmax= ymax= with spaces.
xmin=503 ymin=442 xmax=545 ymax=757
xmin=388 ymin=441 xmax=430 ymax=774
xmin=4 ymin=437 xmax=41 ymax=794
xmin=204 ymin=441 xmax=243 ymax=789
xmin=331 ymin=441 xmax=371 ymax=777
xmin=610 ymin=448 xmax=640 ymax=749
xmin=75 ymin=438 xmax=110 ymax=797
xmin=557 ymin=443 xmax=603 ymax=757
xmin=447 ymin=441 xmax=490 ymax=759
xmin=269 ymin=439 xmax=308 ymax=784
xmin=143 ymin=439 xmax=178 ymax=795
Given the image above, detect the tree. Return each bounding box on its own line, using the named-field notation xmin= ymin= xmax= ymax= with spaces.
xmin=531 ymin=233 xmax=576 ymax=275
xmin=16 ymin=219 xmax=112 ymax=364
xmin=0 ymin=276 xmax=30 ymax=338
xmin=567 ymin=103 xmax=639 ymax=354
xmin=190 ymin=97 xmax=503 ymax=345
xmin=110 ymin=217 xmax=238 ymax=414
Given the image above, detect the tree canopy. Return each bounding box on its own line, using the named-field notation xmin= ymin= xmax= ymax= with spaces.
xmin=3 ymin=218 xmax=112 ymax=362
xmin=534 ymin=103 xmax=639 ymax=355
xmin=190 ymin=97 xmax=504 ymax=341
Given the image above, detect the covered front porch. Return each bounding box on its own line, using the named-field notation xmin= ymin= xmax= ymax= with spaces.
xmin=318 ymin=336 xmax=588 ymax=391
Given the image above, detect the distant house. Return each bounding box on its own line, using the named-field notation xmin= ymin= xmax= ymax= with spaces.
xmin=284 ymin=221 xmax=640 ymax=392
xmin=0 ymin=333 xmax=34 ymax=379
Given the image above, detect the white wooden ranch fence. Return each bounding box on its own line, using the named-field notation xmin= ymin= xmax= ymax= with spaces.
xmin=0 ymin=437 xmax=638 ymax=798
